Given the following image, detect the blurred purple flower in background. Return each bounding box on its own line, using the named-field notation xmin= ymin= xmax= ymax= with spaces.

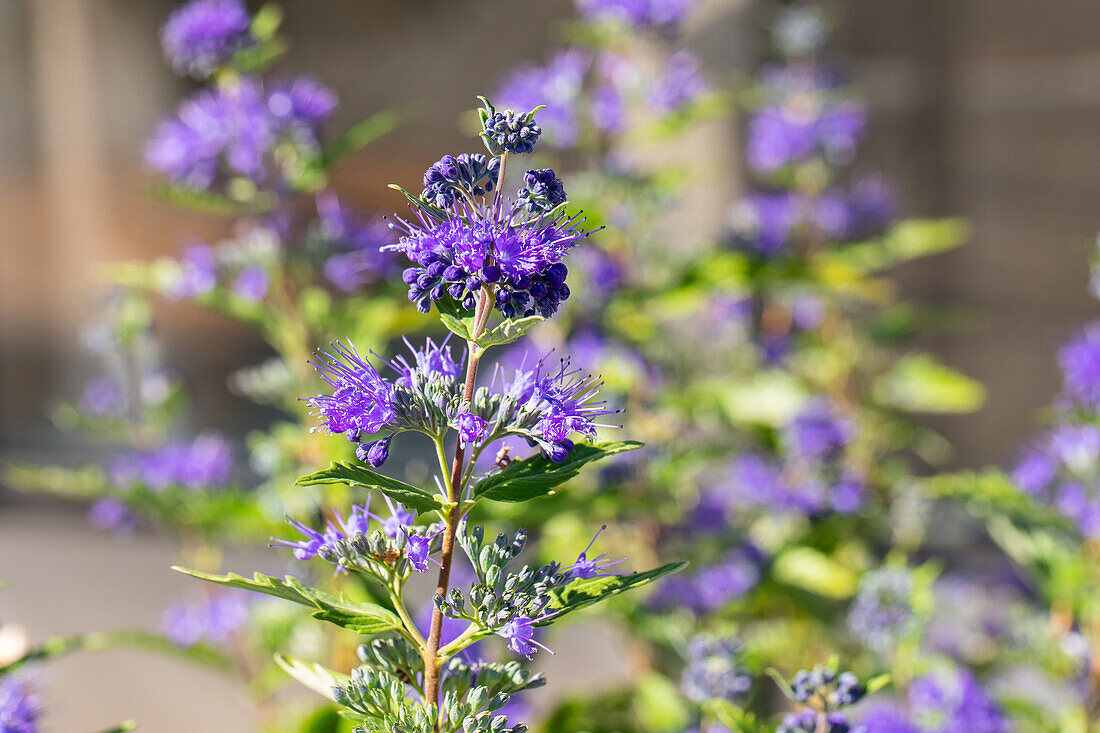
xmin=160 ymin=0 xmax=253 ymax=78
xmin=575 ymin=0 xmax=695 ymax=31
xmin=163 ymin=594 xmax=249 ymax=647
xmin=78 ymin=377 xmax=126 ymax=418
xmin=170 ymin=244 xmax=218 ymax=299
xmin=497 ymin=50 xmax=590 ymax=149
xmin=233 ymin=265 xmax=268 ymax=302
xmin=111 ymin=432 xmax=234 ymax=491
xmin=1058 ymin=323 xmax=1100 ymax=410
xmin=0 ymin=676 xmax=42 ymax=733
xmin=649 ymin=51 xmax=707 ymax=112
xmin=87 ymin=497 xmax=137 ymax=535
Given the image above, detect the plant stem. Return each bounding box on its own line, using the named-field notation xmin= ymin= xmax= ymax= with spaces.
xmin=421 ymin=287 xmax=493 ymax=714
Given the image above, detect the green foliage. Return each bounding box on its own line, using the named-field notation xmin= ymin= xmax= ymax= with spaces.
xmin=296 ymin=461 xmax=444 ymax=513
xmin=473 ymin=441 xmax=644 ymax=502
xmin=173 ymin=568 xmax=405 ymax=636
xmin=540 ymin=561 xmax=688 ymax=625
xmin=872 ymin=354 xmax=985 ymax=414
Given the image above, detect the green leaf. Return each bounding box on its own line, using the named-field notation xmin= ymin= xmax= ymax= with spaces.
xmin=387 ymin=184 xmax=449 ymax=222
xmin=173 ymin=568 xmax=404 ymax=635
xmin=772 ymin=547 xmax=859 ymax=599
xmin=275 ymin=653 xmax=349 ymax=700
xmin=439 ymin=312 xmax=474 ymax=342
xmin=872 ymin=354 xmax=985 ymax=414
xmin=830 ymin=218 xmax=970 ymax=273
xmin=866 ymin=673 xmax=892 ymax=694
xmin=296 ymin=461 xmax=442 ymax=513
xmin=321 ymin=110 xmax=402 ymax=168
xmin=472 ymin=441 xmax=644 ymax=502
xmin=0 ymin=630 xmax=235 ymax=677
xmin=250 ymin=3 xmax=283 ymax=40
xmin=148 ymin=183 xmax=257 ymax=216
xmin=474 ymin=315 xmax=543 ymax=349
xmin=540 ymin=561 xmax=687 ymax=624
xmin=96 ymin=722 xmax=136 ymax=733
xmin=634 ymin=670 xmax=690 ymax=732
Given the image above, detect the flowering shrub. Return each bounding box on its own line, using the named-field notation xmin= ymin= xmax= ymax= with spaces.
xmin=3 ymin=0 xmax=1098 ymax=731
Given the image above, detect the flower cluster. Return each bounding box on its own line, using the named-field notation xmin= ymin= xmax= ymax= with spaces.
xmin=648 ymin=547 xmax=761 ymax=615
xmin=160 ymin=0 xmax=253 ymax=78
xmin=727 ymin=180 xmax=894 ymax=259
xmin=574 ymin=0 xmax=695 ymax=31
xmin=860 ymin=669 xmax=1008 ymax=733
xmin=1012 ymin=424 xmax=1100 ymax=536
xmin=307 ymin=338 xmax=616 ymax=465
xmin=145 ymin=75 xmax=336 ymax=191
xmin=110 ymin=432 xmax=234 ymax=492
xmin=496 ymin=46 xmax=706 ymax=149
xmin=847 ymin=568 xmax=917 ymax=657
xmin=163 ymin=594 xmax=249 ymax=647
xmin=716 ymin=400 xmax=864 ymax=516
xmin=777 ymin=666 xmax=868 ymax=733
xmin=436 ymin=524 xmax=625 ymax=658
xmin=517 ymin=169 xmax=567 ymax=214
xmin=680 ymin=636 xmax=752 ymax=703
xmin=273 ymin=497 xmax=437 ymax=574
xmin=422 ymin=154 xmax=502 ymax=208
xmin=312 ymin=192 xmax=395 ymax=292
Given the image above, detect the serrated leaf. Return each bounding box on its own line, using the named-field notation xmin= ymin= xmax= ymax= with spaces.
xmin=439 ymin=312 xmax=474 ymax=342
xmin=474 ymin=316 xmax=543 ymax=349
xmin=772 ymin=547 xmax=858 ymax=599
xmin=173 ymin=568 xmax=403 ymax=635
xmin=275 ymin=653 xmax=349 ymax=700
xmin=387 ymin=184 xmax=450 ymax=222
xmin=472 ymin=441 xmax=643 ymax=502
xmin=296 ymin=461 xmax=441 ymax=512
xmin=872 ymin=355 xmax=985 ymax=414
xmin=539 ymin=561 xmax=687 ymax=624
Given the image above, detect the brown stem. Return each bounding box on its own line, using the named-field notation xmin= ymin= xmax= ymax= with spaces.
xmin=421 ymin=288 xmax=493 ymax=716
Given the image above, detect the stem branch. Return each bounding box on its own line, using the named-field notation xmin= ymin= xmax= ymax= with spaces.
xmin=421 ymin=288 xmax=493 ymax=714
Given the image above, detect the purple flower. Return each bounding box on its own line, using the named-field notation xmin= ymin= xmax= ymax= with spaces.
xmin=146 ymin=76 xmax=335 ymax=191
xmin=681 ymin=636 xmax=751 ymax=703
xmin=575 ymin=0 xmax=695 ymax=30
xmin=402 ymin=525 xmax=444 ymax=573
xmin=456 ymin=412 xmax=490 ymax=446
xmin=377 ymin=496 xmax=415 ymax=540
xmin=909 ymin=670 xmax=1009 ymax=733
xmin=87 ymin=497 xmax=136 ymax=535
xmin=271 ymin=516 xmax=330 ymax=560
xmin=497 ymin=50 xmax=590 ymax=149
xmin=786 ymin=399 xmax=853 ymax=461
xmin=315 ymin=193 xmax=393 ymax=291
xmin=567 ymin=525 xmax=627 ymax=579
xmin=649 ymin=50 xmax=706 ymax=111
xmin=78 ymin=377 xmax=125 ymax=418
xmin=111 ymin=432 xmax=234 ymax=491
xmin=1059 ymin=323 xmax=1100 ymax=410
xmin=498 ymin=615 xmax=552 ymax=658
xmin=649 ymin=548 xmax=760 ymax=614
xmin=746 ymin=103 xmax=865 ymax=173
xmin=847 ymin=568 xmax=916 ymax=656
xmin=163 ymin=594 xmax=249 ymax=647
xmin=388 ymin=197 xmax=594 ymax=318
xmin=356 ymin=436 xmax=391 ymax=467
xmin=860 ymin=705 xmax=921 ymax=733
xmin=160 ymin=0 xmax=252 ymax=78
xmin=170 ymin=244 xmax=218 ymax=299
xmin=267 ymin=77 xmax=338 ymax=126
xmin=591 ymin=84 xmax=625 ymax=135
xmin=728 ymin=192 xmax=802 ymax=258
xmin=233 ymin=265 xmax=268 ymax=301
xmin=307 ymin=342 xmax=396 ymax=441
xmin=778 ymin=710 xmax=853 ymax=733
xmin=0 ymin=676 xmax=42 ymax=733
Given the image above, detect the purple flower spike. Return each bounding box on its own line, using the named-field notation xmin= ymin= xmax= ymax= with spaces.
xmin=376 ymin=496 xmax=415 ymax=540
xmin=0 ymin=676 xmax=42 ymax=733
